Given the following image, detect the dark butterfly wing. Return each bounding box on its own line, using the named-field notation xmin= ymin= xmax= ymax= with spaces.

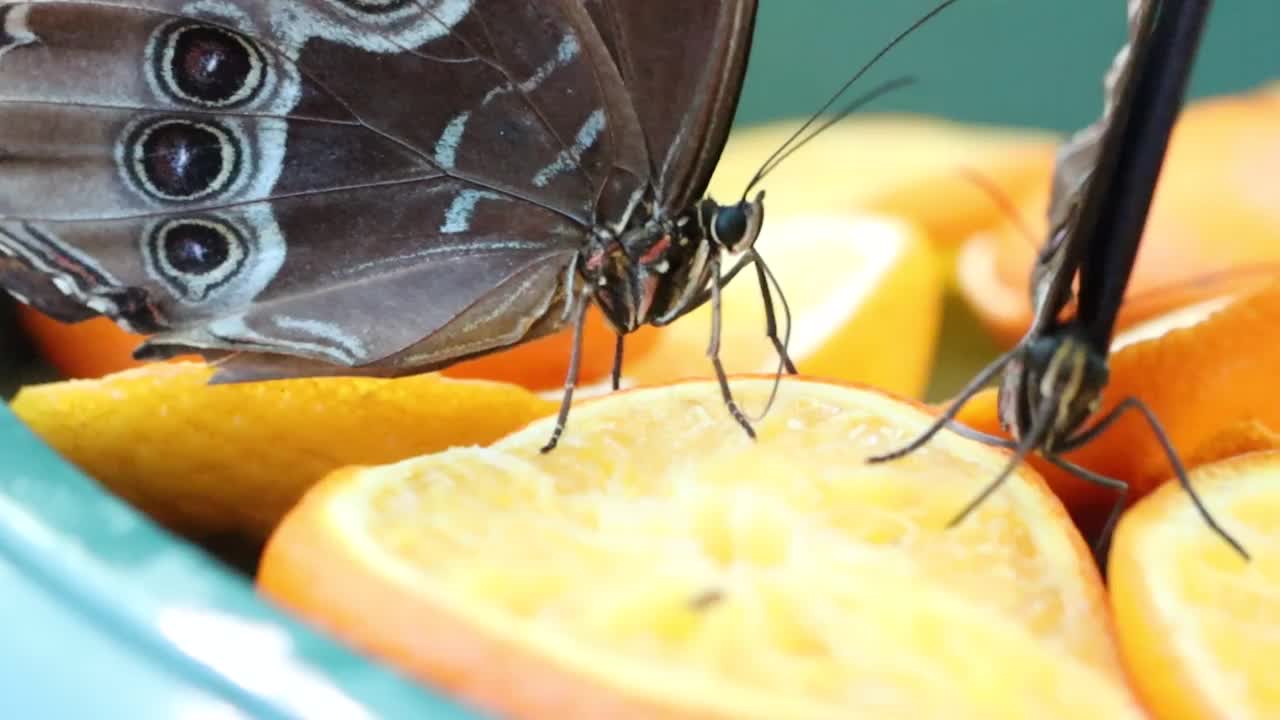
xmin=0 ymin=0 xmax=652 ymax=373
xmin=582 ymin=0 xmax=758 ymax=209
xmin=1030 ymin=0 xmax=1151 ymax=333
xmin=1073 ymin=0 xmax=1210 ymax=350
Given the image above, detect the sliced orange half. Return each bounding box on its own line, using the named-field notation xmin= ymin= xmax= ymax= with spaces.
xmin=17 ymin=308 xmax=199 ymax=378
xmin=1110 ymin=450 xmax=1280 ymax=720
xmin=957 ymin=86 xmax=1280 ymax=347
xmin=956 ymin=282 xmax=1280 ymax=532
xmin=706 ymin=114 xmax=1054 ymax=231
xmin=15 ymin=300 xmax=653 ymax=391
xmin=623 ymin=214 xmax=943 ymax=399
xmin=259 ymin=377 xmax=1142 ymax=719
xmin=10 ymin=362 xmax=555 ymax=542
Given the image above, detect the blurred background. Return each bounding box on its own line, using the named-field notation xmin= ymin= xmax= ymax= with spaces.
xmin=739 ymin=0 xmax=1279 ymax=131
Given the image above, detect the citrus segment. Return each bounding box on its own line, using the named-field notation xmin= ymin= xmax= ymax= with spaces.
xmin=955 ymin=282 xmax=1280 ymax=530
xmin=1110 ymin=450 xmax=1280 ymax=720
xmin=957 ymin=87 xmax=1280 ymax=347
xmin=623 ymin=215 xmax=944 ymax=399
xmin=11 ymin=362 xmax=555 ymax=541
xmin=259 ymin=378 xmax=1141 ymax=719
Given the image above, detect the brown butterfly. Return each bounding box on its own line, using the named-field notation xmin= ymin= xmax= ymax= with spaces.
xmin=0 ymin=1 xmax=963 ymax=450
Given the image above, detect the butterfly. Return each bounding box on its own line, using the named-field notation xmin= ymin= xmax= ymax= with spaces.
xmin=0 ymin=0 xmax=793 ymax=451
xmin=869 ymin=0 xmax=1246 ymax=559
xmin=0 ymin=0 xmax=971 ymax=452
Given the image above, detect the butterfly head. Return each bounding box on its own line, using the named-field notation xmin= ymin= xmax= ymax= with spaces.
xmin=585 ymin=191 xmax=766 ymax=334
xmin=998 ymin=329 xmax=1109 ymax=451
xmin=702 ymin=190 xmax=766 ymax=255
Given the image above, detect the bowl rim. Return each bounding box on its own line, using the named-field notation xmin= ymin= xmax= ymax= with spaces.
xmin=0 ymin=402 xmax=479 ymax=719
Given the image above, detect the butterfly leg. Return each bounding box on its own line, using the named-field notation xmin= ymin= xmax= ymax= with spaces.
xmin=948 ymin=388 xmax=1057 ymax=530
xmin=610 ymin=334 xmax=625 ymax=391
xmin=1061 ymin=396 xmax=1249 ymax=560
xmin=541 ymin=288 xmax=593 ymax=454
xmin=1041 ymin=454 xmax=1128 ymax=566
xmin=943 ymin=421 xmax=1017 ymax=449
xmin=752 ymin=250 xmax=798 ymax=375
xmin=868 ymin=344 xmax=1024 ymax=464
xmin=708 ymin=258 xmax=755 ymax=439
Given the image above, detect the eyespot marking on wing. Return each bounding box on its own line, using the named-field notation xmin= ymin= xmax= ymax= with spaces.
xmin=144 ymin=217 xmax=248 ymax=303
xmin=147 ymin=20 xmax=268 ymax=109
xmin=120 ymin=117 xmax=248 ymax=203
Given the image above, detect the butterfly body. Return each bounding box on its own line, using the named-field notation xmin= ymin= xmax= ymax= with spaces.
xmin=997 ymin=328 xmax=1109 ymax=452
xmin=0 ymin=0 xmax=761 ymax=390
xmin=871 ymin=0 xmax=1244 ymax=558
xmin=994 ymin=0 xmax=1208 ymax=452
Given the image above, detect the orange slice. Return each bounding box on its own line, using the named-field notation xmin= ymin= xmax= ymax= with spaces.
xmin=17 ymin=308 xmax=199 ymax=378
xmin=15 ymin=299 xmax=654 ymax=391
xmin=1110 ymin=450 xmax=1280 ymax=720
xmin=259 ymin=377 xmax=1142 ymax=719
xmin=623 ymin=214 xmax=943 ymax=399
xmin=441 ymin=306 xmax=659 ymax=390
xmin=957 ymin=86 xmax=1280 ymax=347
xmin=706 ymin=114 xmax=1053 ymax=231
xmin=956 ymin=282 xmax=1280 ymax=532
xmin=10 ymin=363 xmax=555 ymax=541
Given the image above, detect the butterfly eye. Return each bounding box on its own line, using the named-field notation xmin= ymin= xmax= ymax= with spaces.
xmin=151 ymin=22 xmax=265 ymax=109
xmin=711 ymin=193 xmax=764 ymax=254
xmin=123 ymin=118 xmax=243 ymax=202
xmin=712 ymin=205 xmax=747 ymax=249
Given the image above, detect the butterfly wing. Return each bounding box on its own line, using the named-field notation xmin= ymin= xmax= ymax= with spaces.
xmin=0 ymin=0 xmax=653 ymax=373
xmin=583 ymin=0 xmax=759 ymax=209
xmin=1030 ymin=0 xmax=1151 ymax=333
xmin=1073 ymin=0 xmax=1210 ymax=349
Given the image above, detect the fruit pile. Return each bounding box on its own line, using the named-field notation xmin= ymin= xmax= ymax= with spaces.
xmin=10 ymin=83 xmax=1280 ymax=718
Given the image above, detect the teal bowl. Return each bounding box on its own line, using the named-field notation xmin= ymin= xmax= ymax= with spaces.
xmin=0 ymin=403 xmax=486 ymax=719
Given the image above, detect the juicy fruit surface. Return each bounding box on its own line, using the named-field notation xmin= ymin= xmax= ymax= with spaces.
xmin=1111 ymin=451 xmax=1280 ymax=720
xmin=624 ymin=215 xmax=943 ymax=398
xmin=11 ymin=363 xmax=555 ymax=540
xmin=261 ymin=378 xmax=1142 ymax=719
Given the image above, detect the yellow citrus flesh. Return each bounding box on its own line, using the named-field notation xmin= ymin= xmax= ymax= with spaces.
xmin=1111 ymin=451 xmax=1280 ymax=720
xmin=11 ymin=363 xmax=555 ymax=541
xmin=706 ymin=115 xmax=1053 ymax=227
xmin=259 ymin=378 xmax=1142 ymax=719
xmin=623 ymin=215 xmax=943 ymax=399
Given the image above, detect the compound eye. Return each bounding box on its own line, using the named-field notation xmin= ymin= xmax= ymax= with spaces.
xmin=713 ymin=205 xmax=749 ymax=249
